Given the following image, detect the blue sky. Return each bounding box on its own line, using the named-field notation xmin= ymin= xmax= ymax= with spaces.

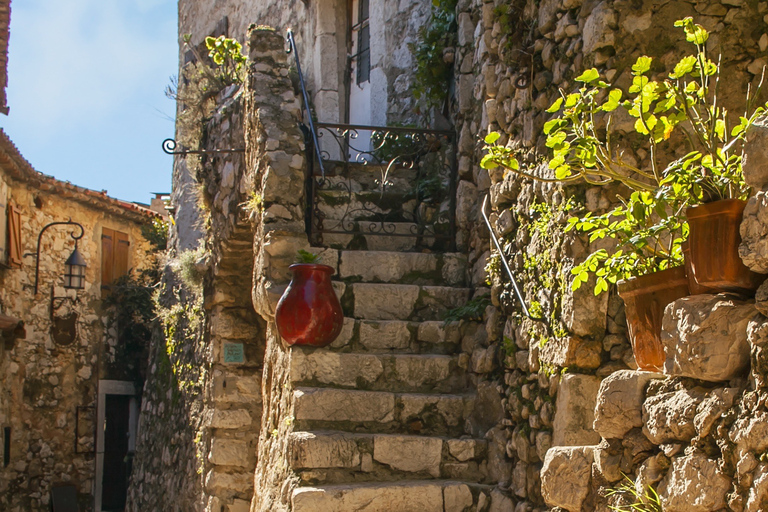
xmin=0 ymin=0 xmax=178 ymax=204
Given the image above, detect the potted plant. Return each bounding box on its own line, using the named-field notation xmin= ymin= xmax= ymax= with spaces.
xmin=275 ymin=250 xmax=344 ymax=348
xmin=481 ymin=18 xmax=768 ymax=370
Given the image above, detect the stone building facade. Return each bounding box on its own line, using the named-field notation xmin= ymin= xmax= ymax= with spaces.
xmin=0 ymin=130 xmax=160 ymax=511
xmin=129 ymin=0 xmax=768 ymax=511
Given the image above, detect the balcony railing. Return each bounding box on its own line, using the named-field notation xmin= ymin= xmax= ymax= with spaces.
xmin=287 ymin=30 xmax=457 ymax=251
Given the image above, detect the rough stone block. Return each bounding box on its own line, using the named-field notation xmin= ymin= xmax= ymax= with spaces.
xmin=393 ymin=354 xmax=453 ymax=388
xmin=541 ymin=446 xmax=595 ymax=512
xmin=443 ymin=483 xmax=474 ymax=512
xmin=373 ymin=434 xmax=442 ymax=477
xmin=208 ymin=439 xmax=251 ymax=467
xmin=291 ymin=350 xmax=384 ymax=387
xmin=552 ymin=374 xmax=601 ymax=447
xmin=293 ymin=388 xmax=395 ymax=423
xmin=352 ymin=283 xmax=419 ymax=320
xmin=329 ymin=317 xmax=356 ymax=349
xmin=662 ymin=294 xmax=758 ymax=382
xmin=400 ymin=393 xmax=471 ymax=428
xmin=730 ymin=412 xmax=768 ymax=459
xmin=359 ymin=320 xmax=412 ymax=350
xmin=205 ymin=469 xmax=253 ymax=494
xmin=743 ymin=120 xmax=768 ymax=190
xmin=561 ymin=265 xmax=608 ymax=338
xmin=539 ymin=336 xmax=602 ymax=370
xmin=339 ymin=251 xmax=440 ymax=284
xmin=658 ymin=452 xmax=730 ymax=512
xmin=289 ymin=431 xmax=361 ymax=469
xmin=643 ymin=388 xmax=705 ymax=445
xmin=583 ymin=2 xmax=617 ymax=53
xmin=227 ymin=499 xmax=251 ymax=512
xmin=417 ymin=321 xmax=462 ymax=344
xmin=447 ymin=438 xmax=481 ymax=462
xmin=292 ymin=481 xmax=445 ymax=512
xmin=593 ymin=370 xmax=662 ymax=439
xmin=740 ymin=190 xmax=768 ymax=273
xmin=210 ymin=409 xmax=253 ymax=429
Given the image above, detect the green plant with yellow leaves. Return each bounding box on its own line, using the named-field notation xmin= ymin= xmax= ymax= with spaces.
xmin=481 ymin=17 xmax=767 ymax=295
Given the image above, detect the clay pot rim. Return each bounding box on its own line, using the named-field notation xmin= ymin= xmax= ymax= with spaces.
xmin=686 ymin=198 xmax=746 ymax=220
xmin=288 ymin=263 xmax=335 ymax=273
xmin=617 ymin=265 xmax=688 ymax=297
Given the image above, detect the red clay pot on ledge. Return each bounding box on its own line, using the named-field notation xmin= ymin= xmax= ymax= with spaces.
xmin=685 ymin=199 xmax=765 ymax=296
xmin=617 ymin=266 xmax=690 ymax=372
xmin=275 ymin=264 xmax=343 ymax=347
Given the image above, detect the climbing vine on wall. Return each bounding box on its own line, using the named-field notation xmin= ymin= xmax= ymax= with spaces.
xmin=410 ymin=0 xmax=458 ymax=113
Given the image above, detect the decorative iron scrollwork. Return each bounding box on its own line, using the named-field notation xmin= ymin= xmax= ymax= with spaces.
xmin=306 ymin=123 xmax=457 ymax=250
xmin=162 ymin=138 xmax=245 ymax=155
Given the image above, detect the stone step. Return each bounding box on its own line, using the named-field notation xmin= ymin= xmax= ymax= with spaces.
xmin=328 ymin=318 xmax=483 ymax=355
xmin=292 ymin=479 xmax=491 ymax=512
xmin=289 ymin=431 xmax=488 ymax=485
xmin=338 ymin=250 xmax=466 ymax=286
xmin=321 ymin=222 xmax=448 ymax=252
xmin=347 ymin=283 xmax=471 ymax=321
xmin=290 ymin=350 xmax=467 ymax=393
xmin=293 ymin=387 xmax=475 ymax=437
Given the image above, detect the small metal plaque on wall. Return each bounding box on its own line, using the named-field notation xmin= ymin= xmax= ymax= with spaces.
xmin=223 ymin=342 xmax=245 ymax=364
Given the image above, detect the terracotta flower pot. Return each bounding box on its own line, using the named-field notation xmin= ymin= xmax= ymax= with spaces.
xmin=617 ymin=266 xmax=690 ymax=372
xmin=275 ymin=264 xmax=343 ymax=347
xmin=685 ymin=199 xmax=765 ymax=296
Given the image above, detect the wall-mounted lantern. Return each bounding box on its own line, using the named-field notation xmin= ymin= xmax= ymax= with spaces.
xmin=31 ymin=220 xmax=86 ymax=295
xmin=63 ymin=243 xmax=86 ymax=290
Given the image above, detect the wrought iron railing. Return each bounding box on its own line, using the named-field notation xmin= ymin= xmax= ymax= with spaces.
xmin=286 ymin=30 xmax=457 ymax=250
xmin=481 ymin=194 xmax=549 ymax=331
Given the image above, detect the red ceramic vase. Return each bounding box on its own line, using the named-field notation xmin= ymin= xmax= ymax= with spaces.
xmin=275 ymin=263 xmax=343 ymax=347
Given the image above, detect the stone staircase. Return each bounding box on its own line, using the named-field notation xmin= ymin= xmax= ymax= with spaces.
xmin=312 ymin=161 xmax=453 ymax=252
xmin=286 ymin=249 xmax=493 ymax=511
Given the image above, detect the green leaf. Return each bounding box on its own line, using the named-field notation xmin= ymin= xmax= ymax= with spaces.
xmin=715 ymin=119 xmax=725 ymax=140
xmin=575 ymin=68 xmax=600 ymax=83
xmin=602 ymin=89 xmax=622 ymax=112
xmin=546 ymin=97 xmax=564 ymax=113
xmin=564 ymin=93 xmax=580 ymax=108
xmin=555 ymin=165 xmax=572 ymax=179
xmin=480 ymin=154 xmax=498 ymax=170
xmin=543 ymin=119 xmax=562 ymax=135
xmin=484 ymin=132 xmax=501 ymax=144
xmin=671 ymin=55 xmax=697 ymax=79
xmin=546 ymin=131 xmax=567 ymax=148
xmin=632 ymin=56 xmax=652 ymax=75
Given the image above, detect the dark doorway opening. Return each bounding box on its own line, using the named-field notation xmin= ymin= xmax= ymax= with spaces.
xmin=100 ymin=394 xmax=131 ymax=511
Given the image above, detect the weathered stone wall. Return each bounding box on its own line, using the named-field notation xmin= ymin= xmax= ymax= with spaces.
xmin=128 ymin=27 xmax=307 ymax=512
xmin=0 ymin=172 xmax=154 ymax=511
xmin=453 ymin=0 xmax=768 ymax=510
xmin=243 ymin=28 xmax=307 ymax=512
xmin=179 ymin=0 xmax=431 ymax=128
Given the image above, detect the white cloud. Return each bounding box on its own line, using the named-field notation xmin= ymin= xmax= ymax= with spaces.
xmin=4 ymin=0 xmax=177 ymax=139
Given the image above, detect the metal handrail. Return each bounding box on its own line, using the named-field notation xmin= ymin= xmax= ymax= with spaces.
xmin=481 ymin=194 xmax=549 ymax=329
xmin=286 ymin=29 xmax=326 ymax=178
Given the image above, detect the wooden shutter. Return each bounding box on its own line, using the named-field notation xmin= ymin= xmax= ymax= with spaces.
xmin=101 ymin=228 xmax=130 ymax=297
xmin=7 ymin=203 xmax=21 ymax=269
xmin=101 ymin=228 xmax=115 ymax=295
xmin=114 ymin=231 xmax=130 ymax=279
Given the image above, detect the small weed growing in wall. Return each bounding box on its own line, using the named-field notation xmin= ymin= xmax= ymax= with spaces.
xmin=443 ymin=294 xmax=491 ymax=325
xmin=605 ymin=476 xmax=662 ymax=512
xmin=174 ymin=244 xmax=208 ymax=290
xmin=240 ymin=192 xmax=263 ymax=218
xmin=205 ymin=35 xmax=247 ymax=86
